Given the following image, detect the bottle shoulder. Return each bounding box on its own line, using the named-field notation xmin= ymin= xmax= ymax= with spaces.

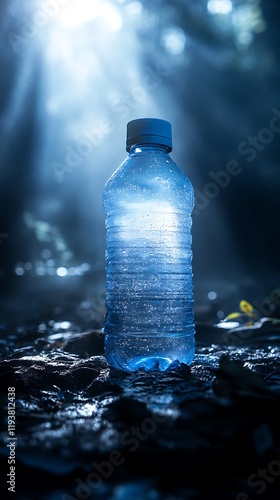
xmin=104 ymin=154 xmax=193 ymax=190
xmin=103 ymin=153 xmax=194 ymax=210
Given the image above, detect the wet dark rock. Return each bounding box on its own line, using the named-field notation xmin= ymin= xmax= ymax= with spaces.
xmin=46 ymin=329 xmax=105 ymax=357
xmin=213 ymin=354 xmax=280 ymax=402
xmin=0 ymin=352 xmax=108 ymax=393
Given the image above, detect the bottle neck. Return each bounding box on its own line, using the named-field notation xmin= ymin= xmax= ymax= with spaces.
xmin=128 ymin=144 xmax=171 ymax=155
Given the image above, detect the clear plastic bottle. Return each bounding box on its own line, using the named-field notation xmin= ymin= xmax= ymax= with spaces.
xmin=102 ymin=118 xmax=195 ymax=371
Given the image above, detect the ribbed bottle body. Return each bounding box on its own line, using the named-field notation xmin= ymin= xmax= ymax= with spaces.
xmin=103 ymin=147 xmax=195 ymax=371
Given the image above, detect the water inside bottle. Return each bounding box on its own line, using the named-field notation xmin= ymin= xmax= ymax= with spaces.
xmin=104 ymin=202 xmax=194 ymax=371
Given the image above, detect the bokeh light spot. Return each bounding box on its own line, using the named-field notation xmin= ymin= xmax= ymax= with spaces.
xmin=161 ymin=28 xmax=186 ymax=55
xmin=207 ymin=0 xmax=232 ymax=16
xmin=15 ymin=267 xmax=25 ymax=276
xmin=126 ymin=1 xmax=143 ymax=17
xmin=56 ymin=267 xmax=68 ymax=277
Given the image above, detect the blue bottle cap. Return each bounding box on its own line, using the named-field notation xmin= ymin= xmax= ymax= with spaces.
xmin=126 ymin=118 xmax=172 ymax=151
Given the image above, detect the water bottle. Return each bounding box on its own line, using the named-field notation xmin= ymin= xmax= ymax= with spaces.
xmin=103 ymin=118 xmax=195 ymax=371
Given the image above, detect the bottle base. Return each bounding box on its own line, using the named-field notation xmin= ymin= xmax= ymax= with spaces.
xmin=104 ymin=332 xmax=195 ymax=372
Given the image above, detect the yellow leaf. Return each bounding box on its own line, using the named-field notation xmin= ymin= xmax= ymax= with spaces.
xmin=225 ymin=312 xmax=241 ymax=320
xmin=240 ymin=300 xmax=254 ymax=315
